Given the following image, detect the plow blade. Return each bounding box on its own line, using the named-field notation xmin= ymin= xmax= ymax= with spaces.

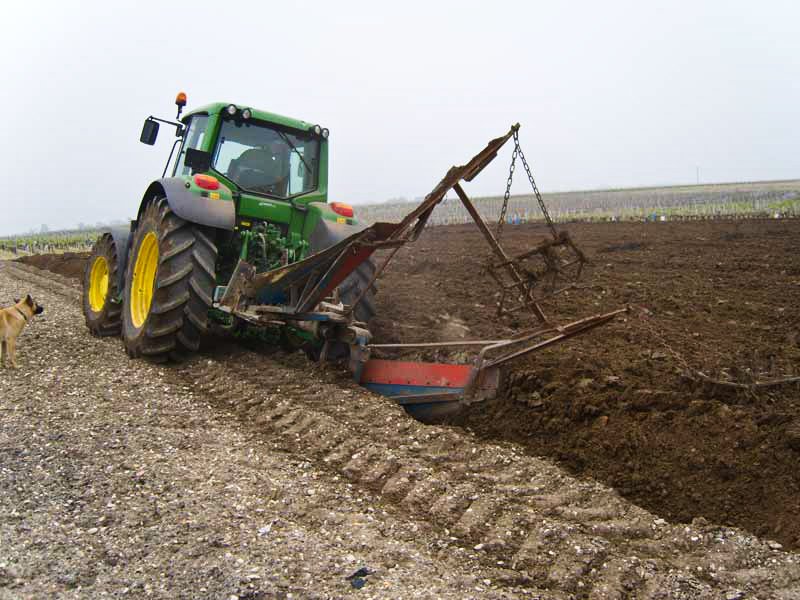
xmin=359 ymin=359 xmax=500 ymax=422
xmin=359 ymin=308 xmax=626 ymax=421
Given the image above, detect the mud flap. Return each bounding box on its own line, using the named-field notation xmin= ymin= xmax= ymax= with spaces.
xmin=105 ymin=226 xmax=132 ymax=293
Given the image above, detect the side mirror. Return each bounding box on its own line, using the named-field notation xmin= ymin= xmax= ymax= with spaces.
xmin=140 ymin=118 xmax=159 ymax=145
xmin=185 ymin=148 xmax=212 ymax=174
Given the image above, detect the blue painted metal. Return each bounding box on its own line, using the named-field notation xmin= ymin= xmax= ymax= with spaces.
xmin=358 ymin=358 xmax=474 ymax=421
xmin=362 ymin=383 xmax=464 ymax=401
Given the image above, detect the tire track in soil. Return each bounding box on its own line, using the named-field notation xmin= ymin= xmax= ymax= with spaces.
xmin=6 ymin=260 xmax=800 ymax=598
xmin=0 ymin=263 xmax=522 ymax=599
xmin=174 ymin=348 xmax=800 ymax=598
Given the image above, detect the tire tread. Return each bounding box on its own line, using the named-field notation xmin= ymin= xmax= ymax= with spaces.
xmin=122 ymin=197 xmax=218 ymax=362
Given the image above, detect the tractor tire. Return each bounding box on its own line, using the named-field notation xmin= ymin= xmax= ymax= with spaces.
xmin=338 ymin=258 xmax=377 ymax=324
xmin=122 ymin=197 xmax=218 ymax=362
xmin=82 ymin=233 xmax=122 ymax=337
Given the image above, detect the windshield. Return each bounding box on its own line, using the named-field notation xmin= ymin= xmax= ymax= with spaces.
xmin=213 ymin=119 xmax=320 ymax=198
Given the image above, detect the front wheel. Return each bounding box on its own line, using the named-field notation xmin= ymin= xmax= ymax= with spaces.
xmin=82 ymin=233 xmax=122 ymax=337
xmin=122 ymin=197 xmax=218 ymax=362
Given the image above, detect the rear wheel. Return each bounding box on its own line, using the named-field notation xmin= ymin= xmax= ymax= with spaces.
xmin=122 ymin=197 xmax=218 ymax=362
xmin=82 ymin=233 xmax=122 ymax=336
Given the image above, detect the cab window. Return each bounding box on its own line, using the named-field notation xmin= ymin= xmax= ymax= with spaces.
xmin=173 ymin=115 xmax=209 ymax=176
xmin=212 ymin=119 xmax=320 ymax=198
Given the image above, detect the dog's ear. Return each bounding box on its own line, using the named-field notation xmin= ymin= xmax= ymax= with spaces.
xmin=25 ymin=294 xmax=34 ymax=307
xmin=14 ymin=298 xmax=20 ymax=304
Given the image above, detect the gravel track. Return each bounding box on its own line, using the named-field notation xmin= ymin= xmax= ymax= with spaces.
xmin=1 ymin=260 xmax=799 ymax=599
xmin=0 ymin=263 xmax=514 ymax=599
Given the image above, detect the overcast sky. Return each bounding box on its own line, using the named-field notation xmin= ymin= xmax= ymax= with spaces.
xmin=1 ymin=0 xmax=798 ymax=235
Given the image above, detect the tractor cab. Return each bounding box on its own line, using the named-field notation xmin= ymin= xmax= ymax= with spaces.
xmin=140 ymin=94 xmax=331 ymax=207
xmin=136 ymin=94 xmax=357 ymax=289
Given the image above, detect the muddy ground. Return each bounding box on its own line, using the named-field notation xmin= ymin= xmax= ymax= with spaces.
xmin=7 ymin=219 xmax=800 ymax=598
xmin=370 ymin=219 xmax=800 ymax=550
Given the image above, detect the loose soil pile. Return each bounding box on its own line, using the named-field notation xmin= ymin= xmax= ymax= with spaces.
xmin=23 ymin=220 xmax=800 ymax=550
xmin=17 ymin=251 xmax=88 ymax=281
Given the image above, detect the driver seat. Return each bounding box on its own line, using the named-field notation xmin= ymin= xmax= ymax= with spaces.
xmin=229 ymin=148 xmax=287 ymax=194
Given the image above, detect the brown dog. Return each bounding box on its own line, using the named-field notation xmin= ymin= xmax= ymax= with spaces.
xmin=0 ymin=294 xmax=44 ymax=369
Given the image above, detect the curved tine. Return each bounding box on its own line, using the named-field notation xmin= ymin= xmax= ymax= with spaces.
xmin=475 ymin=324 xmax=558 ymax=368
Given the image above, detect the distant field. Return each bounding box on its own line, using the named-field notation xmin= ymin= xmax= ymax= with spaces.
xmin=357 ymin=179 xmax=800 ymax=225
xmin=0 ymin=231 xmax=100 ymax=258
xmin=2 ymin=179 xmax=798 ymax=256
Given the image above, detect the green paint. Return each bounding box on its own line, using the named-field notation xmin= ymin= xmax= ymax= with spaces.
xmin=238 ymin=222 xmax=308 ymax=272
xmin=156 ymin=101 xmax=362 ymax=283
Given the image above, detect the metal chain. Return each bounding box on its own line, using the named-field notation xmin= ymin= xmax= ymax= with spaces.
xmin=497 ymin=130 xmax=558 ymax=241
xmin=513 ymin=130 xmax=558 ymax=239
xmin=496 ymin=140 xmax=517 ymax=244
xmin=494 ymin=141 xmax=519 ymax=243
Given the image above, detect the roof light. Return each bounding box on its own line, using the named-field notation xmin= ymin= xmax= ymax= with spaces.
xmin=241 ymin=108 xmax=252 ymax=120
xmin=312 ymin=124 xmax=322 ymax=136
xmin=194 ymin=174 xmax=220 ymax=191
xmin=175 ymin=91 xmax=188 ymax=119
xmin=321 ymin=128 xmax=329 ymax=139
xmin=225 ymin=104 xmax=238 ymax=116
xmin=331 ymin=202 xmax=354 ymax=218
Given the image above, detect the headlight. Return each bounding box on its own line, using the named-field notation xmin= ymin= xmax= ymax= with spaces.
xmin=225 ymin=104 xmax=238 ymax=116
xmin=241 ymin=108 xmax=252 ymax=120
xmin=313 ymin=124 xmax=322 ymax=136
xmin=321 ymin=128 xmax=329 ymax=139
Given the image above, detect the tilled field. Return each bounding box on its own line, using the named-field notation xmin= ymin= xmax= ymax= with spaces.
xmin=3 ymin=219 xmax=800 ymax=598
xmin=372 ymin=219 xmax=800 ymax=551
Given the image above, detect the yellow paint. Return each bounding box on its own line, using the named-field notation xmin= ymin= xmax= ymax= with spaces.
xmin=336 ymin=217 xmax=346 ymax=224
xmin=209 ymin=192 xmax=220 ymax=200
xmin=130 ymin=231 xmax=159 ymax=328
xmin=88 ymin=255 xmax=109 ymax=312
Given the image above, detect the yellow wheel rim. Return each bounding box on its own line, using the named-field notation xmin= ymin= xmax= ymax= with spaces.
xmin=88 ymin=256 xmax=109 ymax=313
xmin=131 ymin=231 xmax=159 ymax=328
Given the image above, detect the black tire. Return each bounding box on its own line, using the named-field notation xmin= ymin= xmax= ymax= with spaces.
xmin=122 ymin=197 xmax=218 ymax=362
xmin=338 ymin=258 xmax=377 ymax=324
xmin=82 ymin=233 xmax=122 ymax=337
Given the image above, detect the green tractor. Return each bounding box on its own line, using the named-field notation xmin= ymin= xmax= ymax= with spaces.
xmin=82 ymin=93 xmax=375 ymax=362
xmin=82 ymin=93 xmax=622 ymax=420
